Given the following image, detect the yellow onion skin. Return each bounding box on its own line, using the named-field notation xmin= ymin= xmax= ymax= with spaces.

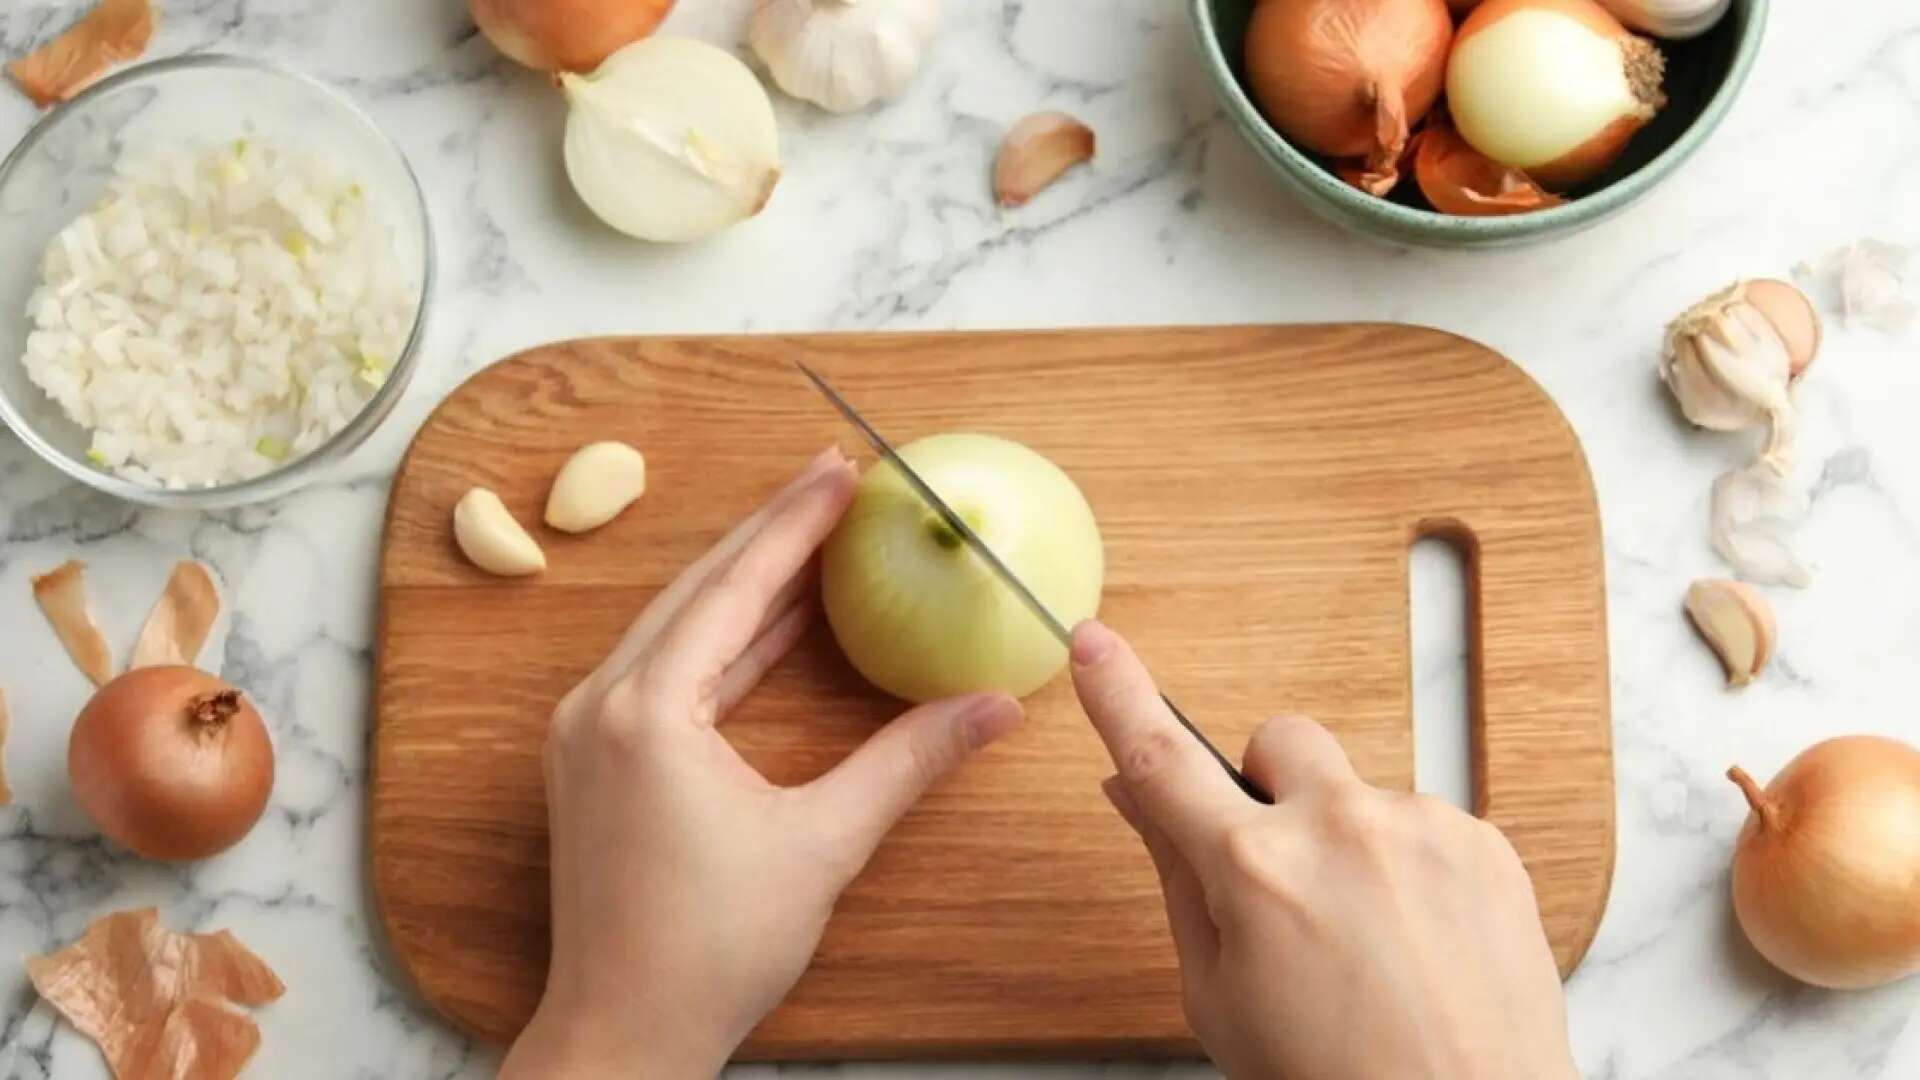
xmin=1729 ymin=736 xmax=1920 ymax=990
xmin=470 ymin=0 xmax=677 ymax=73
xmin=821 ymin=433 xmax=1103 ymax=704
xmin=69 ymin=666 xmax=275 ymax=862
xmin=1243 ymin=0 xmax=1453 ymax=191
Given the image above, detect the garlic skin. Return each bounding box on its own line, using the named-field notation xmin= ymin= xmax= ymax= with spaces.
xmin=561 ymin=38 xmax=781 ymax=243
xmin=1661 ymin=281 xmax=1801 ymax=475
xmin=1711 ymin=463 xmax=1811 ymax=589
xmin=1596 ymin=0 xmax=1728 ymax=40
xmin=1795 ymin=239 xmax=1917 ymax=336
xmin=749 ymin=0 xmax=941 ymax=113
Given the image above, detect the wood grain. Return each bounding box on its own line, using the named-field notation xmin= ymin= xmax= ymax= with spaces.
xmin=372 ymin=325 xmax=1614 ymax=1059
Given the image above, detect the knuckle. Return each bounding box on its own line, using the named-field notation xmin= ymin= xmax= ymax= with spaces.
xmin=904 ymin=721 xmax=968 ymax=789
xmin=1122 ymin=728 xmax=1187 ymax=787
xmin=1220 ymin=820 xmax=1289 ymax=892
xmin=1320 ymin=789 xmax=1385 ymax=845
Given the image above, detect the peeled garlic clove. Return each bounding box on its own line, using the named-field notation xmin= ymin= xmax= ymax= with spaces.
xmin=561 ymin=38 xmax=781 ymax=243
xmin=1596 ymin=0 xmax=1729 ymax=40
xmin=1662 ymin=281 xmax=1799 ymax=473
xmin=994 ymin=111 xmax=1095 ymax=208
xmin=454 ymin=488 xmax=547 ymax=577
xmin=749 ymin=0 xmax=942 ymax=113
xmin=1684 ymin=579 xmax=1776 ymax=687
xmin=546 ymin=442 xmax=648 ymax=534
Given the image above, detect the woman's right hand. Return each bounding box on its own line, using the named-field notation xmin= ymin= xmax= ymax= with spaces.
xmin=1069 ymin=620 xmax=1579 ymax=1080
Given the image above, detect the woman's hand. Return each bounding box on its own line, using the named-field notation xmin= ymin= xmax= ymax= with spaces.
xmin=1069 ymin=620 xmax=1578 ymax=1080
xmin=501 ymin=448 xmax=1024 ymax=1080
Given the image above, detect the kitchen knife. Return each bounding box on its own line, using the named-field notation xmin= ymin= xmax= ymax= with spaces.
xmin=795 ymin=361 xmax=1272 ymax=804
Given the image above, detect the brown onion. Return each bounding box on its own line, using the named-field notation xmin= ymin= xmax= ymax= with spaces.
xmin=470 ymin=0 xmax=677 ymax=73
xmin=70 ymin=666 xmax=274 ymax=862
xmin=1243 ymin=0 xmax=1453 ymax=195
xmin=1729 ymin=736 xmax=1920 ymax=989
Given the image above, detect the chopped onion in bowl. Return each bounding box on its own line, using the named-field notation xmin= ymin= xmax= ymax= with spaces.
xmin=19 ymin=137 xmax=418 ymax=490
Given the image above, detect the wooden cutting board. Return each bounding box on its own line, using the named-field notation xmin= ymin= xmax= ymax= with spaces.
xmin=372 ymin=325 xmax=1613 ymax=1059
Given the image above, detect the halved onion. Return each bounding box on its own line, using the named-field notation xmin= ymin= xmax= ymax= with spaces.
xmin=1446 ymin=0 xmax=1665 ymax=189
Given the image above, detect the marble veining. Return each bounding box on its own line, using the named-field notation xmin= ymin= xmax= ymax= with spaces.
xmin=2 ymin=1 xmax=1918 ymax=1077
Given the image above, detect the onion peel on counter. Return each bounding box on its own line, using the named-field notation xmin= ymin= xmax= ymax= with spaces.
xmin=28 ymin=907 xmax=284 ymax=1080
xmin=7 ymin=0 xmax=155 ymax=109
xmin=1411 ymin=114 xmax=1563 ymax=216
xmin=130 ymin=561 xmax=222 ymax=670
xmin=32 ymin=560 xmax=115 ymax=687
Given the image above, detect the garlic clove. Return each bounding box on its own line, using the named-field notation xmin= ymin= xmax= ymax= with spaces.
xmin=545 ymin=441 xmax=648 ymax=534
xmin=1684 ymin=579 xmax=1776 ymax=687
xmin=561 ymin=38 xmax=781 ymax=243
xmin=994 ymin=111 xmax=1095 ymax=208
xmin=1596 ymin=0 xmax=1730 ymax=40
xmin=1743 ymin=279 xmax=1821 ymax=380
xmin=454 ymin=488 xmax=547 ymax=577
xmin=749 ymin=0 xmax=942 ymax=114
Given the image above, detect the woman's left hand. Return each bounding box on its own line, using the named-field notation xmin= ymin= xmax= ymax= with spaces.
xmin=501 ymin=447 xmax=1024 ymax=1079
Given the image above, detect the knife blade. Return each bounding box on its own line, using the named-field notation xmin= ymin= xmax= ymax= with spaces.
xmin=795 ymin=362 xmax=1272 ymax=804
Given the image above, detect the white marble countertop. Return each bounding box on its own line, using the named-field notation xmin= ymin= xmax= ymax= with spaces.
xmin=3 ymin=1 xmax=1918 ymax=1077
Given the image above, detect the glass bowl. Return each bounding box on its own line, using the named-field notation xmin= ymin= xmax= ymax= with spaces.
xmin=0 ymin=55 xmax=433 ymax=509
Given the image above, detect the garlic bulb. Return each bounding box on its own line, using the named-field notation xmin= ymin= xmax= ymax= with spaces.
xmin=1596 ymin=0 xmax=1729 ymax=40
xmin=561 ymin=38 xmax=781 ymax=243
xmin=1661 ymin=280 xmax=1815 ymax=475
xmin=748 ymin=0 xmax=942 ymax=113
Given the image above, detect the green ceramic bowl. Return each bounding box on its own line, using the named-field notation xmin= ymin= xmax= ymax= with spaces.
xmin=1191 ymin=0 xmax=1768 ymax=248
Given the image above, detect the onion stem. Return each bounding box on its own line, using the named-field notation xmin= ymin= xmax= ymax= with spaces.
xmin=187 ymin=690 xmax=243 ymax=731
xmin=1727 ymin=765 xmax=1779 ymax=831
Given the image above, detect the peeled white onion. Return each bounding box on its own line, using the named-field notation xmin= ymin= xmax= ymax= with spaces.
xmin=560 ymin=38 xmax=781 ymax=243
xmin=821 ymin=433 xmax=1104 ymax=703
xmin=1446 ymin=0 xmax=1665 ymax=189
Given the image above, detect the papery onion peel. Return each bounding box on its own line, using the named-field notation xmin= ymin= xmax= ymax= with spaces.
xmin=6 ymin=0 xmax=153 ymax=109
xmin=28 ymin=907 xmax=284 ymax=1080
xmin=1411 ymin=112 xmax=1563 ymax=216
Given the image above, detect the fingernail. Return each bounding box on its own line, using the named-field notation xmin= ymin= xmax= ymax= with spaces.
xmin=961 ymin=693 xmax=1024 ymax=749
xmin=801 ymin=445 xmax=840 ymax=478
xmin=1071 ymin=620 xmax=1115 ymax=667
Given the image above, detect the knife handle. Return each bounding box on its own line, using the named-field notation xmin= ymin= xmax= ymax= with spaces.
xmin=1159 ymin=693 xmax=1274 ymax=804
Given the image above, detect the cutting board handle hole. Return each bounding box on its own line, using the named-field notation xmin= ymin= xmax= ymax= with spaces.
xmin=1409 ymin=533 xmax=1475 ymax=812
